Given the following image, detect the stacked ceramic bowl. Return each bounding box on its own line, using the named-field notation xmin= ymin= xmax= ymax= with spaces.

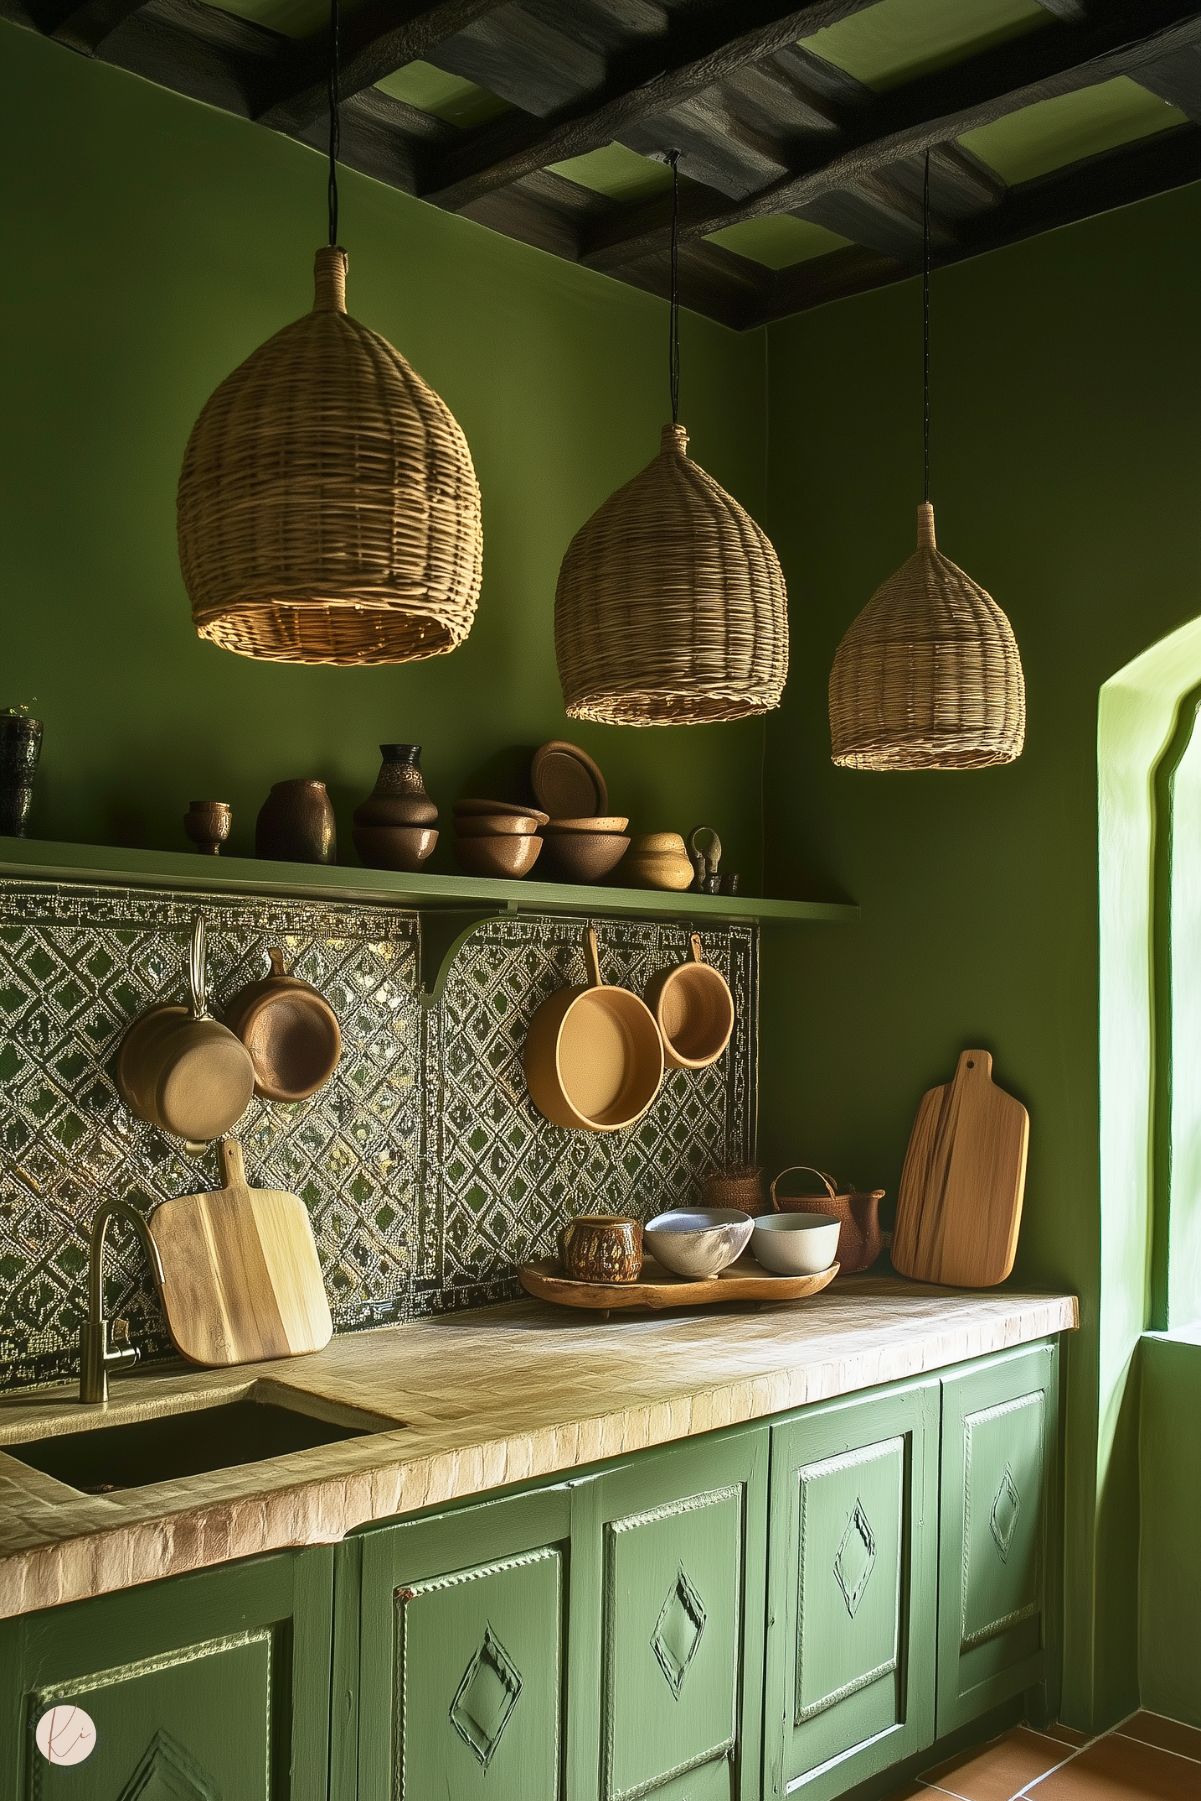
xmin=452 ymin=799 xmax=547 ymax=880
xmin=539 ymin=816 xmax=630 ymax=883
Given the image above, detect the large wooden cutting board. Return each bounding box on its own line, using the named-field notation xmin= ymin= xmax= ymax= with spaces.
xmin=892 ymin=1050 xmax=1029 ymax=1288
xmin=149 ymin=1138 xmax=332 ymax=1365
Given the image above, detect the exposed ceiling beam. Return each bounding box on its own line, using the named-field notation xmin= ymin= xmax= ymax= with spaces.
xmin=421 ymin=0 xmax=882 ymax=210
xmin=581 ymin=1 xmax=1201 ymax=269
xmin=1138 ymin=42 xmax=1201 ymax=119
xmin=750 ymin=121 xmax=1201 ymax=324
xmin=257 ymin=1 xmax=506 ymax=133
xmin=34 ymin=0 xmax=145 ymax=52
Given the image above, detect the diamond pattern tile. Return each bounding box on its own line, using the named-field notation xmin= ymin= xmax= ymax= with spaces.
xmin=652 ymin=1567 xmax=707 ymax=1698
xmin=0 ymin=884 xmax=756 ymax=1389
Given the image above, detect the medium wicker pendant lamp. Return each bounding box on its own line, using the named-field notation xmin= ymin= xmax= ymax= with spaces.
xmin=829 ymin=158 xmax=1024 ymax=769
xmin=177 ymin=1 xmax=482 ymax=666
xmin=555 ymin=155 xmax=787 ymax=725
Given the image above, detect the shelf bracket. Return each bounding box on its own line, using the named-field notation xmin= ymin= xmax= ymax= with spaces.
xmin=418 ymin=906 xmax=511 ymax=1003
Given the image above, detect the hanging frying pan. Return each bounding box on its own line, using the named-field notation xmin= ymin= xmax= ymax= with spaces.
xmin=525 ymin=926 xmax=663 ymax=1131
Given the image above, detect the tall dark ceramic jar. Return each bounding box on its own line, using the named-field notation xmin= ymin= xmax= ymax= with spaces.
xmin=354 ymin=745 xmax=437 ymax=828
xmin=255 ymin=778 xmax=336 ymax=864
xmin=0 ymin=711 xmax=43 ymax=837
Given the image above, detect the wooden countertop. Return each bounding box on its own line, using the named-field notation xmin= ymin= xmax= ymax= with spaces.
xmin=0 ymin=1279 xmax=1077 ymax=1620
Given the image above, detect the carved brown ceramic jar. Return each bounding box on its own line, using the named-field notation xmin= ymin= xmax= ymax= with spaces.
xmin=353 ymin=744 xmax=439 ymax=872
xmin=559 ymin=1215 xmax=643 ymax=1283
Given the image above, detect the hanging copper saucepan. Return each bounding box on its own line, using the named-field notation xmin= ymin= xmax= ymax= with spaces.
xmin=525 ymin=925 xmax=664 ymax=1131
xmin=224 ymin=946 xmax=342 ymax=1102
xmin=116 ymin=915 xmax=255 ymax=1142
xmin=644 ymin=933 xmax=734 ymax=1070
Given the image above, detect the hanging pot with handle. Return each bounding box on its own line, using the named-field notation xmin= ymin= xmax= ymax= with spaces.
xmin=116 ymin=916 xmax=255 ymax=1142
xmin=770 ymin=1165 xmax=888 ymax=1276
xmin=644 ymin=932 xmax=734 ymax=1069
xmin=525 ymin=925 xmax=663 ymax=1131
xmin=224 ymin=946 xmax=342 ymax=1102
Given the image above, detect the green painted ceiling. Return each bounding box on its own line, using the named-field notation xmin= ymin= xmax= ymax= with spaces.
xmin=546 ymin=142 xmax=672 ymax=202
xmin=800 ymin=0 xmax=1049 ymax=91
xmin=960 ymin=76 xmax=1188 ymax=182
xmin=705 ymin=215 xmax=851 ymax=270
xmin=374 ymin=61 xmax=510 ymax=127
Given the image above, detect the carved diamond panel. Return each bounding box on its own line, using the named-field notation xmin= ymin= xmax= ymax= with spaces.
xmin=449 ymin=1625 xmax=523 ymax=1768
xmin=118 ymin=1729 xmax=217 ymax=1800
xmin=652 ymin=1567 xmax=707 ymax=1698
xmin=989 ymin=1465 xmax=1021 ymax=1562
xmin=833 ymin=1499 xmax=877 ymax=1618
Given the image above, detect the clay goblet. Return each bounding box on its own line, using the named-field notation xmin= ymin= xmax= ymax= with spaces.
xmin=184 ymin=801 xmax=232 ymax=856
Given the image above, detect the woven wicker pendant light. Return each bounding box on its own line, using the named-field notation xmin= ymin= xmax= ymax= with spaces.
xmin=177 ymin=2 xmax=481 ymax=666
xmin=829 ymin=158 xmax=1024 ymax=769
xmin=555 ymin=155 xmax=787 ymax=725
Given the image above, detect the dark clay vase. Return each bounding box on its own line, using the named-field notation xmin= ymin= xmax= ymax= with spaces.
xmin=255 ymin=779 xmax=336 ymax=865
xmin=352 ymin=745 xmax=439 ymax=872
xmin=0 ymin=713 xmax=43 ymax=837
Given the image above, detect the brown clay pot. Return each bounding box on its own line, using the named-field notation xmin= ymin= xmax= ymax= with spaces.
xmin=256 ymin=779 xmax=336 ymax=864
xmin=224 ymin=947 xmax=342 ymax=1102
xmin=354 ymin=744 xmax=437 ymax=828
xmin=644 ymin=934 xmax=734 ymax=1069
xmin=559 ymin=1216 xmax=643 ymax=1283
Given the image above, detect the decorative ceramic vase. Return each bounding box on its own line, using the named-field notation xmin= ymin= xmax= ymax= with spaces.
xmin=0 ymin=711 xmax=43 ymax=837
xmin=353 ymin=745 xmax=438 ymax=871
xmin=255 ymin=779 xmax=336 ymax=865
xmin=183 ymin=800 xmax=232 ymax=855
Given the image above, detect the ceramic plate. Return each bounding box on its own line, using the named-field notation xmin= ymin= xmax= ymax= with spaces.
xmin=531 ymin=741 xmax=608 ymax=820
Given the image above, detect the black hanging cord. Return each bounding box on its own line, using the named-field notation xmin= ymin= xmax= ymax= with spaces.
xmin=929 ymin=144 xmax=936 ymax=500
xmin=668 ymin=150 xmax=681 ymax=425
xmin=327 ymin=0 xmax=342 ymax=247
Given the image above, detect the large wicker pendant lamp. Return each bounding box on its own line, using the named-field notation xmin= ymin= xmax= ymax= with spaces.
xmin=829 ymin=157 xmax=1024 ymax=769
xmin=555 ymin=155 xmax=787 ymax=725
xmin=177 ymin=1 xmax=482 ymax=666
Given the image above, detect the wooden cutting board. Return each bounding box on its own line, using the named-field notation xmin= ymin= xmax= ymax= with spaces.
xmin=149 ymin=1138 xmax=332 ymax=1365
xmin=892 ymin=1050 xmax=1029 ymax=1288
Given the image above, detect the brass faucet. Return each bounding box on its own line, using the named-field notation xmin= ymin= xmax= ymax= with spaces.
xmin=79 ymin=1199 xmax=165 ymax=1405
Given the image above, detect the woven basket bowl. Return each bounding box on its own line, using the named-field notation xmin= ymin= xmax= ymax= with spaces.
xmin=178 ymin=247 xmax=483 ymax=666
xmin=555 ymin=423 xmax=788 ymax=725
xmin=829 ymin=502 xmax=1024 ymax=770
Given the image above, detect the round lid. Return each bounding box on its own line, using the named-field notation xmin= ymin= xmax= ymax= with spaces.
xmin=531 ymin=741 xmax=608 ymax=819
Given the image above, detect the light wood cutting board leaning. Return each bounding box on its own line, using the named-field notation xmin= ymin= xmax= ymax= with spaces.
xmin=149 ymin=1138 xmax=332 ymax=1365
xmin=892 ymin=1049 xmax=1029 ymax=1288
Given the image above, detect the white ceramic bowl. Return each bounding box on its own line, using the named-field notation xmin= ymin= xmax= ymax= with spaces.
xmin=751 ymin=1211 xmax=841 ymax=1275
xmin=644 ymin=1207 xmax=753 ymax=1279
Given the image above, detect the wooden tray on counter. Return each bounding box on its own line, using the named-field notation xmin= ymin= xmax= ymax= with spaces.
xmin=518 ymin=1254 xmax=839 ymax=1313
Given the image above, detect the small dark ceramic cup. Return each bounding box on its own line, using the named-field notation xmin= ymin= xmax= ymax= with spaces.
xmin=559 ymin=1215 xmax=643 ymax=1284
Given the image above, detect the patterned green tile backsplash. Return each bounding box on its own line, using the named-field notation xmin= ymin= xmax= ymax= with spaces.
xmin=0 ymin=881 xmax=755 ymax=1389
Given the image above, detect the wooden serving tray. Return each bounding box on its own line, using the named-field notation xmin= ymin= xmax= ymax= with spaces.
xmin=518 ymin=1254 xmax=839 ymax=1313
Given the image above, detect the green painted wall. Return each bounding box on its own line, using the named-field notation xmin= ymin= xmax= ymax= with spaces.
xmin=1139 ymin=1333 xmax=1201 ymax=1726
xmin=0 ymin=21 xmax=766 ymax=875
xmin=758 ymin=182 xmax=1201 ymax=1728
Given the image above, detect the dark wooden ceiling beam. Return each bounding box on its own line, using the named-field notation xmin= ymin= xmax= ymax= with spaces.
xmin=33 ymin=0 xmax=145 ymax=52
xmin=256 ymin=1 xmax=506 ymax=133
xmin=422 ymin=0 xmax=883 ymax=210
xmin=1137 ymin=42 xmax=1201 ymax=119
xmin=581 ymin=0 xmax=1201 ymax=269
xmin=750 ymin=121 xmax=1201 ymax=324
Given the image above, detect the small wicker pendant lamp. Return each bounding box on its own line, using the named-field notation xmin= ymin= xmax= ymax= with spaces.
xmin=555 ymin=156 xmax=787 ymax=725
xmin=177 ymin=2 xmax=481 ymax=666
xmin=829 ymin=158 xmax=1024 ymax=769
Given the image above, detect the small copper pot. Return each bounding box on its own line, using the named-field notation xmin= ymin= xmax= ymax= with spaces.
xmin=559 ymin=1216 xmax=643 ymax=1283
xmin=224 ymin=947 xmax=342 ymax=1103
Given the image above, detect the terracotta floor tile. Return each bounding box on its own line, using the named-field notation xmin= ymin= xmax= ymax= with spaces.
xmin=921 ymin=1727 xmax=1069 ymax=1800
xmin=1022 ymin=1732 xmax=1201 ymax=1799
xmin=1117 ymin=1713 xmax=1201 ymax=1764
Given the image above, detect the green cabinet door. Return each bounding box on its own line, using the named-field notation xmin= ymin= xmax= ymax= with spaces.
xmin=589 ymin=1428 xmax=768 ymax=1801
xmin=356 ymin=1485 xmax=573 ymax=1801
xmin=0 ymin=1550 xmax=332 ymax=1800
xmin=937 ymin=1342 xmax=1058 ymax=1735
xmin=764 ymin=1380 xmax=938 ymax=1801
